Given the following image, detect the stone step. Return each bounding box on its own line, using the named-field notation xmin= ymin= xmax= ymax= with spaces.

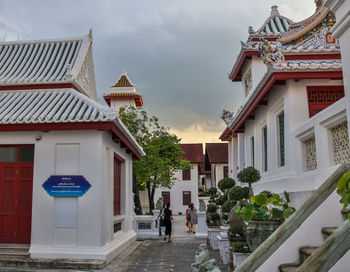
xmin=279 ymin=263 xmax=299 ymax=272
xmin=299 ymin=246 xmax=318 ymax=263
xmin=0 ymin=244 xmax=29 ymax=257
xmin=321 ymin=227 xmax=337 ymax=241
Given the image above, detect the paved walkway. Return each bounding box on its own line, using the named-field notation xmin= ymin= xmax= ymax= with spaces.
xmin=0 ymin=216 xmax=228 ymax=272
xmin=105 ymin=216 xmax=227 ymax=272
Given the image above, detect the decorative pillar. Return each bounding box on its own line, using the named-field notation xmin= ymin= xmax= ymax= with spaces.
xmin=195 ymin=211 xmax=208 ymax=239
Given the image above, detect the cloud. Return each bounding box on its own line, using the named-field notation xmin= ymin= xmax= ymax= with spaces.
xmin=0 ymin=0 xmax=316 ymax=143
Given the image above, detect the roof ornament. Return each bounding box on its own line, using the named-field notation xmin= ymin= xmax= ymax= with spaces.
xmin=122 ymin=69 xmax=127 ymax=75
xmin=65 ymin=64 xmax=73 ymax=80
xmin=258 ymin=36 xmax=285 ymax=64
xmin=248 ymin=26 xmax=254 ymax=34
xmin=88 ymin=28 xmax=93 ymax=42
xmin=270 ymin=5 xmax=280 ymax=16
xmin=220 ymin=108 xmax=234 ymax=126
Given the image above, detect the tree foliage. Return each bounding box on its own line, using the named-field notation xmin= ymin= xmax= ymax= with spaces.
xmin=119 ymin=106 xmax=191 ymax=213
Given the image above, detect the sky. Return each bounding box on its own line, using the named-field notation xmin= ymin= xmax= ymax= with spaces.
xmin=0 ymin=0 xmax=316 ymax=143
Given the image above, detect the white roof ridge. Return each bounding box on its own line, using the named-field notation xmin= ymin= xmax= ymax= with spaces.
xmin=0 ymin=33 xmax=88 ymax=46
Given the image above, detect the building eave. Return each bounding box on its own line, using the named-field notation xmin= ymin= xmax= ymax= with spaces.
xmin=223 ymin=69 xmax=343 ymax=136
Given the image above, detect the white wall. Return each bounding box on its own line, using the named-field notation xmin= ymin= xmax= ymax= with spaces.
xmin=154 ymin=164 xmax=199 ymax=214
xmin=213 ymin=163 xmax=228 ymax=188
xmin=0 ymin=129 xmax=135 ymax=261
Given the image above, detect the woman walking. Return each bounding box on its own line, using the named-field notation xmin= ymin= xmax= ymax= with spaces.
xmin=189 ymin=203 xmax=198 ymax=233
xmin=163 ymin=202 xmax=173 ymax=242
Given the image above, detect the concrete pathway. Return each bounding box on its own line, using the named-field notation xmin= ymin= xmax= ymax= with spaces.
xmin=105 ymin=216 xmax=227 ymax=272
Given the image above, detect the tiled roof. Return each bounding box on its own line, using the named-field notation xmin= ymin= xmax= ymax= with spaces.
xmin=180 ymin=144 xmax=204 ymax=163
xmin=0 ymin=36 xmax=87 ymax=85
xmin=252 ymin=6 xmax=293 ymax=36
xmin=206 ymin=143 xmax=228 ymax=163
xmin=0 ymin=88 xmax=117 ymax=124
xmin=111 ymin=73 xmax=134 ymax=88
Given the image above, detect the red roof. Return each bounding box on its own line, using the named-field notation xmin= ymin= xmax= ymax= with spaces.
xmin=205 ymin=143 xmax=228 ymax=163
xmin=180 ymin=144 xmax=204 ymax=163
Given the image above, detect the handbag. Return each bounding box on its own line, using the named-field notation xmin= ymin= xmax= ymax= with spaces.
xmin=186 ymin=214 xmax=191 ymax=221
xmin=159 ymin=217 xmax=165 ymax=227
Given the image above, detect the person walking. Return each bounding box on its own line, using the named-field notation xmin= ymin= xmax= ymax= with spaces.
xmin=185 ymin=204 xmax=192 ymax=233
xmin=158 ymin=204 xmax=166 ymax=236
xmin=189 ymin=203 xmax=198 ymax=233
xmin=163 ymin=202 xmax=173 ymax=242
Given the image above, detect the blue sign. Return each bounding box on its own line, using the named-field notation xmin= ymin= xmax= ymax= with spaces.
xmin=42 ymin=175 xmax=91 ymax=197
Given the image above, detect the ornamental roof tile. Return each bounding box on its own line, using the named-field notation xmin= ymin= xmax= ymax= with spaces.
xmin=0 ymin=88 xmax=117 ymax=124
xmin=180 ymin=144 xmax=204 ymax=163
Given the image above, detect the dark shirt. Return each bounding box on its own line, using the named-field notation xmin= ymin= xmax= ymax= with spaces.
xmin=163 ymin=208 xmax=172 ymax=221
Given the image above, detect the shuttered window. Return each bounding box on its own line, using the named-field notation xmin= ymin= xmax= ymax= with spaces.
xmin=182 ymin=169 xmax=191 ymax=180
xmin=114 ymin=155 xmax=122 ymax=216
xmin=183 ymin=191 xmax=191 ymax=205
xmin=278 ymin=112 xmax=285 ymax=167
xmin=223 ymin=166 xmax=228 ymax=178
xmin=263 ymin=126 xmax=268 ymax=172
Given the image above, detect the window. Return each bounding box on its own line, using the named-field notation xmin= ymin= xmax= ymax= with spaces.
xmin=114 ymin=155 xmax=122 ymax=216
xmin=223 ymin=166 xmax=228 ymax=178
xmin=182 ymin=169 xmax=191 ymax=180
xmin=262 ymin=126 xmax=268 ymax=172
xmin=162 ymin=191 xmax=170 ymax=206
xmin=278 ymin=111 xmax=285 ymax=167
xmin=251 ymin=136 xmax=255 ymax=167
xmin=183 ymin=191 xmax=191 ymax=205
xmin=307 ymin=86 xmax=344 ymax=117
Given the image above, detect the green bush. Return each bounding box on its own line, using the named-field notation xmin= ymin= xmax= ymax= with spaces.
xmin=337 ymin=172 xmax=350 ymax=220
xmin=228 ymin=222 xmax=246 ymax=237
xmin=207 ymin=203 xmax=217 ymax=213
xmin=222 ymin=213 xmax=229 ymax=221
xmin=221 ymin=200 xmax=236 ymax=213
xmin=211 ymin=212 xmax=220 ymax=222
xmin=231 ymin=242 xmax=251 ymax=253
xmin=216 ymin=194 xmax=227 ymax=206
xmin=218 ymin=178 xmax=236 ymax=192
xmin=208 ymin=187 xmax=217 ymax=196
xmin=237 ymin=167 xmax=261 ymax=197
xmin=228 ymin=186 xmax=250 ymax=201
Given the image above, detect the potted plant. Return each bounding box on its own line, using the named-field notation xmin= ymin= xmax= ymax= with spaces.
xmin=231 ymin=241 xmax=251 ymax=268
xmin=235 ymin=191 xmax=295 ymax=252
xmin=237 ymin=166 xmax=261 ymax=197
xmin=206 ymin=203 xmax=220 ymax=227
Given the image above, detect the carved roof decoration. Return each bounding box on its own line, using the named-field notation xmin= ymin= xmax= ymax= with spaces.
xmin=270 ymin=60 xmax=342 ymax=71
xmin=279 ymin=3 xmax=335 ymax=44
xmin=111 ymin=73 xmax=134 ymax=88
xmin=0 ymin=32 xmax=98 ymax=101
xmin=248 ymin=6 xmax=293 ymax=39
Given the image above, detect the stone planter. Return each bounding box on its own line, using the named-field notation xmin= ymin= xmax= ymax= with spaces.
xmin=246 ymin=220 xmax=280 ymax=252
xmin=232 ymin=252 xmax=251 ymax=268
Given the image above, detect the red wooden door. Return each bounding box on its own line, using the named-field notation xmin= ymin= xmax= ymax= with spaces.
xmin=0 ymin=163 xmax=33 ymax=244
xmin=162 ymin=191 xmax=170 ymax=206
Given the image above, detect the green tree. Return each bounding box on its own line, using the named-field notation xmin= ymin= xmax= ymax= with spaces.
xmin=119 ymin=106 xmax=191 ymax=214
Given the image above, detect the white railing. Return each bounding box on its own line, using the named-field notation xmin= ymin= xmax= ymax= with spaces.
xmin=133 ymin=209 xmax=161 ymax=239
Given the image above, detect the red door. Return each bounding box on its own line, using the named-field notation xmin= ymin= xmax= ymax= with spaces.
xmin=162 ymin=191 xmax=170 ymax=206
xmin=0 ymin=145 xmax=33 ymax=244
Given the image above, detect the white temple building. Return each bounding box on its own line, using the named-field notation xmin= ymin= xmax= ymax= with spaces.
xmin=221 ymin=1 xmax=350 ymax=270
xmin=0 ymin=31 xmax=144 ymax=266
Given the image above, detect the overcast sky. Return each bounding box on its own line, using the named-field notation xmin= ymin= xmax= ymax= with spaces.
xmin=0 ymin=0 xmax=316 ymax=143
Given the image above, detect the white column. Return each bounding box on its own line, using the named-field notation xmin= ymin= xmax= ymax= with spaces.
xmin=195 ymin=211 xmax=207 ymax=239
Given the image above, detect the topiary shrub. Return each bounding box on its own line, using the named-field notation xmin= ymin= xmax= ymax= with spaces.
xmin=237 ymin=167 xmax=261 ymax=197
xmin=228 ymin=186 xmax=250 ymax=201
xmin=222 ymin=213 xmax=229 ymax=221
xmin=231 ymin=241 xmax=251 ymax=253
xmin=216 ymin=194 xmax=227 ymax=206
xmin=211 ymin=212 xmax=220 ymax=222
xmin=228 ymin=222 xmax=246 ymax=238
xmin=207 ymin=203 xmax=217 ymax=213
xmin=222 ymin=200 xmax=236 ymax=213
xmin=218 ymin=177 xmax=236 ymax=192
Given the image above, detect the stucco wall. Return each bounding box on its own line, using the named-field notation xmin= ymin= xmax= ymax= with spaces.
xmin=0 ymin=130 xmax=135 ymax=260
xmin=154 ymin=164 xmax=199 ymax=214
